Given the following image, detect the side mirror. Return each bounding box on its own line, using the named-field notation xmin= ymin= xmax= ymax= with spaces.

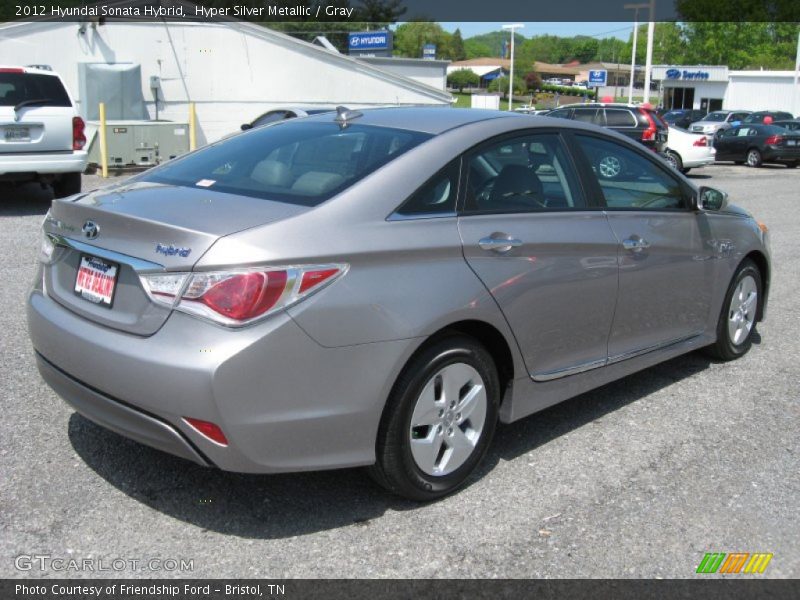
xmin=240 ymin=123 xmax=252 ymax=131
xmin=697 ymin=186 xmax=728 ymax=211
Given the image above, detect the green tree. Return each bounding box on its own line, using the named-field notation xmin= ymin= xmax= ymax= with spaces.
xmin=489 ymin=75 xmax=527 ymax=97
xmin=394 ymin=21 xmax=450 ymax=59
xmin=447 ymin=69 xmax=480 ymax=91
xmin=449 ymin=28 xmax=467 ymax=61
xmin=464 ymin=38 xmax=493 ymax=59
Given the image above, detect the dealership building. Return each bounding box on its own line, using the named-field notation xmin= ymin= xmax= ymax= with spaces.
xmin=652 ymin=65 xmax=799 ymax=114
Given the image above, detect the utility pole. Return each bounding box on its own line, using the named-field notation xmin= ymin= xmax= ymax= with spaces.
xmin=643 ymin=0 xmax=656 ymax=106
xmin=793 ymin=29 xmax=800 ymax=116
xmin=502 ymin=23 xmax=524 ymax=111
xmin=624 ymin=3 xmax=648 ymax=103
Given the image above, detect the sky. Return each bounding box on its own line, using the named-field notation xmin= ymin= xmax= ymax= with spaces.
xmin=439 ymin=22 xmax=635 ymax=40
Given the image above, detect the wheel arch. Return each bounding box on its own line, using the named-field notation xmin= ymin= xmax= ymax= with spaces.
xmin=742 ymin=250 xmax=770 ymax=321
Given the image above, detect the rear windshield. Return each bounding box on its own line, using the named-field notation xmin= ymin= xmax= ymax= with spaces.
xmin=662 ymin=111 xmax=686 ymax=120
xmin=704 ymin=112 xmax=728 ymax=122
xmin=141 ymin=122 xmax=431 ymax=206
xmin=0 ymin=72 xmax=71 ymax=107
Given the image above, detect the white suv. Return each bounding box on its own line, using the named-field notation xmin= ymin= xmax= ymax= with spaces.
xmin=1 ymin=65 xmax=87 ymax=198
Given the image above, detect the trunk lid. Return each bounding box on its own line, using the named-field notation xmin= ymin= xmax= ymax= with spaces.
xmin=43 ymin=181 xmax=310 ymax=335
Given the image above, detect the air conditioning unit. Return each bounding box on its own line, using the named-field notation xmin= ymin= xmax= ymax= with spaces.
xmin=85 ymin=120 xmax=190 ymax=170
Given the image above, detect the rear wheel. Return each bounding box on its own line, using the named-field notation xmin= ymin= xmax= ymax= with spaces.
xmin=746 ymin=148 xmax=762 ymax=168
xmin=52 ymin=173 xmax=81 ymax=198
xmin=664 ymin=150 xmax=683 ymax=172
xmin=368 ymin=335 xmax=499 ymax=501
xmin=705 ymin=260 xmax=762 ymax=361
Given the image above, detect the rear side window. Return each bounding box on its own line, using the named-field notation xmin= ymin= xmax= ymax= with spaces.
xmin=605 ymin=109 xmax=636 ymax=127
xmin=141 ymin=122 xmax=431 ymax=207
xmin=573 ymin=108 xmax=600 ymax=124
xmin=574 ymin=135 xmax=686 ymax=210
xmin=395 ymin=160 xmax=460 ymax=217
xmin=0 ymin=72 xmax=71 ymax=107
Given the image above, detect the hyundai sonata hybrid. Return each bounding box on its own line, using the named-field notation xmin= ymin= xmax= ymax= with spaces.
xmin=27 ymin=107 xmax=770 ymax=500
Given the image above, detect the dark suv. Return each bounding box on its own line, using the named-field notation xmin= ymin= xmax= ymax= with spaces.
xmin=661 ymin=109 xmax=708 ymax=129
xmin=545 ymin=103 xmax=668 ymax=153
xmin=744 ymin=111 xmax=795 ymax=124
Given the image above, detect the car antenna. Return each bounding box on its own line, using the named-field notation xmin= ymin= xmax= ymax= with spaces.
xmin=334 ymin=106 xmax=363 ymax=129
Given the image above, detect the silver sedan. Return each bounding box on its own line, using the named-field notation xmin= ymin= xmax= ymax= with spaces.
xmin=27 ymin=107 xmax=771 ymax=500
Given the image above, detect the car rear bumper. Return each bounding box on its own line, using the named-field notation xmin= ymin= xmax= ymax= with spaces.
xmin=34 ymin=352 xmax=212 ymax=467
xmin=0 ymin=150 xmax=88 ymax=176
xmin=762 ymin=147 xmax=800 ymax=162
xmin=27 ymin=283 xmax=418 ymax=474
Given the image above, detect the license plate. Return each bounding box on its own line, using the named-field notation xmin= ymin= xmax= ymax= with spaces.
xmin=787 ymin=139 xmax=797 ymax=146
xmin=4 ymin=126 xmax=30 ymax=142
xmin=74 ymin=255 xmax=118 ymax=307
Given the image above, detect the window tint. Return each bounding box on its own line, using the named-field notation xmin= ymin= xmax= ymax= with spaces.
xmin=605 ymin=109 xmax=636 ymax=127
xmin=142 ymin=122 xmax=431 ymax=207
xmin=464 ymin=133 xmax=584 ymax=213
xmin=548 ymin=108 xmax=571 ymax=119
xmin=574 ymin=135 xmax=686 ymax=210
xmin=395 ymin=160 xmax=459 ymax=217
xmin=0 ymin=73 xmax=71 ymax=107
xmin=573 ymin=108 xmax=600 ymax=123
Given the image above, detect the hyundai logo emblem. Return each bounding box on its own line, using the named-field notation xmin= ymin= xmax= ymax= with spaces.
xmin=82 ymin=220 xmax=99 ymax=239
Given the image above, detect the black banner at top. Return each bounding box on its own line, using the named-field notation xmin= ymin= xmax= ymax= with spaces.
xmin=4 ymin=0 xmax=800 ymax=23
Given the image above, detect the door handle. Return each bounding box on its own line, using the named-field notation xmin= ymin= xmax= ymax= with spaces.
xmin=622 ymin=237 xmax=651 ymax=252
xmin=479 ymin=235 xmax=523 ymax=253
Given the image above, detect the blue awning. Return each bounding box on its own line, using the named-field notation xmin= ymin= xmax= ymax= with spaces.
xmin=482 ymin=71 xmax=504 ymax=81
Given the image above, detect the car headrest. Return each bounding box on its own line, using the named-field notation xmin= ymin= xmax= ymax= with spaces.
xmin=250 ymin=159 xmax=293 ymax=188
xmin=290 ymin=171 xmax=344 ymax=196
xmin=490 ymin=165 xmax=543 ymax=204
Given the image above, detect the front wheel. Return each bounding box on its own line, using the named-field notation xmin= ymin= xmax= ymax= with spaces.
xmin=368 ymin=335 xmax=499 ymax=501
xmin=746 ymin=148 xmax=762 ymax=168
xmin=705 ymin=260 xmax=762 ymax=361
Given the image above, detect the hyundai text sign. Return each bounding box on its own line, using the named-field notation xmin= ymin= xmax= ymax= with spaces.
xmin=348 ymin=31 xmax=393 ymax=56
xmin=588 ymin=70 xmax=607 ymax=86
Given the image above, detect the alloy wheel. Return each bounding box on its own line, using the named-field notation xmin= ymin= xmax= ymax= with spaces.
xmin=727 ymin=275 xmax=758 ymax=346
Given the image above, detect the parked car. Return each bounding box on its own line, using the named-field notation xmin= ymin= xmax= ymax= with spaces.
xmin=545 ymin=102 xmax=668 ymax=153
xmin=0 ymin=65 xmax=87 ymax=197
xmin=662 ymin=126 xmax=716 ymax=173
xmin=689 ymin=110 xmax=752 ymax=136
xmin=240 ymin=106 xmax=335 ymax=131
xmin=773 ymin=119 xmax=800 ymax=132
xmin=743 ymin=111 xmax=794 ymax=124
xmin=660 ymin=108 xmax=708 ymax=130
xmin=714 ymin=124 xmax=800 ymax=168
xmin=28 ymin=107 xmax=771 ymax=501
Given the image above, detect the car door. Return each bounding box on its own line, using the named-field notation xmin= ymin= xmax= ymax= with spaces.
xmin=568 ymin=133 xmax=716 ymax=360
xmin=715 ymin=126 xmax=743 ymax=160
xmin=457 ymin=131 xmax=620 ymax=381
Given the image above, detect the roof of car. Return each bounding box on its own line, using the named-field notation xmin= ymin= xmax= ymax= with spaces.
xmin=0 ymin=65 xmax=59 ymax=75
xmin=301 ymin=106 xmax=522 ymax=135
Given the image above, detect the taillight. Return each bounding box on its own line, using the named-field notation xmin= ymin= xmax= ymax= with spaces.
xmin=0 ymin=67 xmax=25 ymax=73
xmin=72 ymin=116 xmax=86 ymax=150
xmin=183 ymin=418 xmax=228 ymax=446
xmin=693 ymin=136 xmax=707 ymax=147
xmin=140 ymin=264 xmax=347 ymax=326
xmin=640 ymin=108 xmax=657 ymax=142
xmin=764 ymin=135 xmax=783 ymax=145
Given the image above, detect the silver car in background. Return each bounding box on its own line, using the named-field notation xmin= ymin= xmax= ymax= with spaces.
xmin=690 ymin=110 xmax=752 ymax=137
xmin=28 ymin=107 xmax=771 ymax=501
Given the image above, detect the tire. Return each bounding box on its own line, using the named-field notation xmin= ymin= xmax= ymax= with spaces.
xmin=680 ymin=167 xmax=692 ymax=174
xmin=368 ymin=335 xmax=500 ymax=501
xmin=746 ymin=148 xmax=762 ymax=168
xmin=664 ymin=150 xmax=683 ymax=171
xmin=52 ymin=172 xmax=81 ymax=198
xmin=705 ymin=260 xmax=762 ymax=361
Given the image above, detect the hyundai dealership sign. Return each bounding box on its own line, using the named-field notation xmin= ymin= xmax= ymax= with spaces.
xmin=348 ymin=31 xmax=393 ymax=56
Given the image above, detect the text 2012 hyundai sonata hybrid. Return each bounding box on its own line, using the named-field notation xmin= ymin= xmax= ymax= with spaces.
xmin=27 ymin=107 xmax=770 ymax=500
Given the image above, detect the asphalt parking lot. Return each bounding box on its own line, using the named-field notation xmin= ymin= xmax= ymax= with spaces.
xmin=1 ymin=164 xmax=798 ymax=579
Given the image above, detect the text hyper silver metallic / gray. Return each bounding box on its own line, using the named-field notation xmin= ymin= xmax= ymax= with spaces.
xmin=27 ymin=107 xmax=771 ymax=500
